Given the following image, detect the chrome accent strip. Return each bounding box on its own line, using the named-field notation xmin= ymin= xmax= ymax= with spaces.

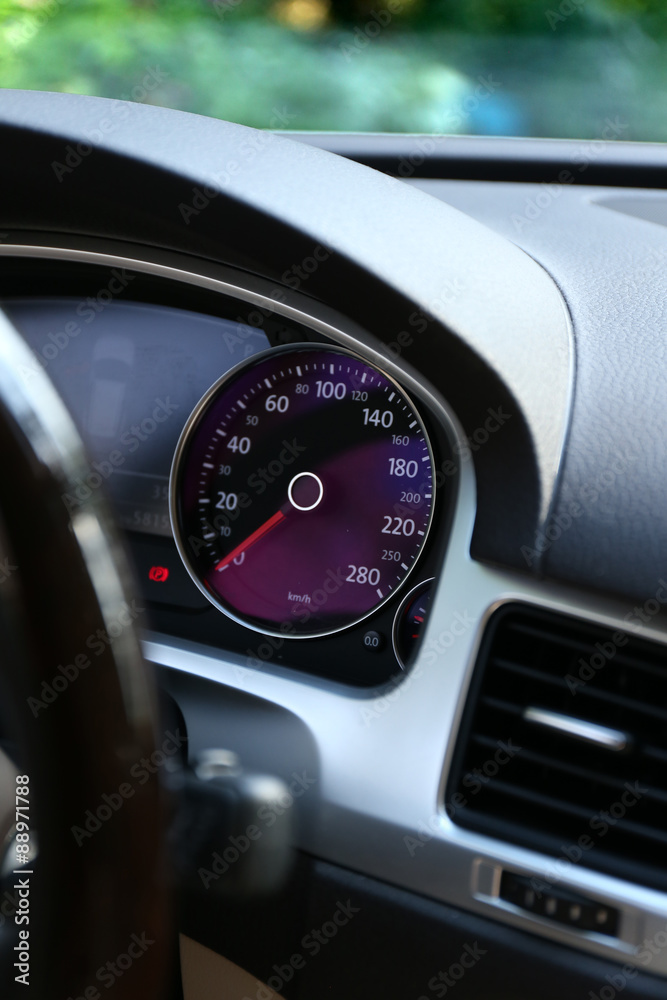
xmin=471 ymin=859 xmax=638 ymax=949
xmin=524 ymin=708 xmax=628 ymax=752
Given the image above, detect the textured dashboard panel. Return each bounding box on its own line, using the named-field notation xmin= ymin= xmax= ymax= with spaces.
xmin=411 ymin=180 xmax=667 ymax=605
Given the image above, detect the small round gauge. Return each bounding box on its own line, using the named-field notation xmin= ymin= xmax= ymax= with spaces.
xmin=393 ymin=579 xmax=434 ymax=669
xmin=170 ymin=344 xmax=435 ymax=638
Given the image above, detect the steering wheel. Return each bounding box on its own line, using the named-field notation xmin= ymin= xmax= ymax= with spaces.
xmin=0 ymin=307 xmax=170 ymax=997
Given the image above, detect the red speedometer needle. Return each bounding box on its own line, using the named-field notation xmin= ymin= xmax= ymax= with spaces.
xmin=214 ymin=509 xmax=286 ymax=572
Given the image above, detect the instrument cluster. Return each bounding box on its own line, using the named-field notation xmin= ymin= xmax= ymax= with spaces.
xmin=5 ymin=262 xmax=456 ymax=686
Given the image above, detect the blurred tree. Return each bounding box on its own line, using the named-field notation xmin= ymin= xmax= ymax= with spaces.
xmin=1 ymin=0 xmax=666 ymax=137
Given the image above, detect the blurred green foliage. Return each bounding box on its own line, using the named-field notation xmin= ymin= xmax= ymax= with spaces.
xmin=0 ymin=0 xmax=666 ymax=138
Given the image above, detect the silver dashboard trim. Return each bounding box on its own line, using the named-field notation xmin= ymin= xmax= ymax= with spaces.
xmin=2 ymin=239 xmax=664 ymax=975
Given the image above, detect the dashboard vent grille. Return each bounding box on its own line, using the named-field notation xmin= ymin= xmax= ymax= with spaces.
xmin=446 ymin=603 xmax=667 ymax=891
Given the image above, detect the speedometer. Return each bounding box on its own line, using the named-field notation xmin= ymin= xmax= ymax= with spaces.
xmin=170 ymin=344 xmax=435 ymax=638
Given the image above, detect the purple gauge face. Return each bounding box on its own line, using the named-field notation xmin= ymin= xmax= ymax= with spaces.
xmin=171 ymin=345 xmax=436 ymax=637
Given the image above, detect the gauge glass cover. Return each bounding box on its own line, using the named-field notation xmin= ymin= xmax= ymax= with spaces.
xmin=171 ymin=345 xmax=436 ymax=637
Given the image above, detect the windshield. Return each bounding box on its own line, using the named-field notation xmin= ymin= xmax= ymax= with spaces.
xmin=1 ymin=0 xmax=666 ymax=141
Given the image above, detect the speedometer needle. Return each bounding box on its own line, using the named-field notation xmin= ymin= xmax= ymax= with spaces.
xmin=214 ymin=509 xmax=286 ymax=572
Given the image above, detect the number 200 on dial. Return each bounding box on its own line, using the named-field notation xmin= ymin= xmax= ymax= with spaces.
xmin=170 ymin=344 xmax=436 ymax=637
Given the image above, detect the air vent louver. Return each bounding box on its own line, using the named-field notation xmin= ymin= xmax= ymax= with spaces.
xmin=446 ymin=604 xmax=667 ymax=891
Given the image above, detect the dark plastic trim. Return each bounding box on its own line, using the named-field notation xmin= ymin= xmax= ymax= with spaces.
xmin=285 ymin=132 xmax=667 ymax=187
xmin=181 ymin=854 xmax=667 ymax=1000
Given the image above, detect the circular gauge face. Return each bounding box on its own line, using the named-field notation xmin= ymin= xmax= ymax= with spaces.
xmin=393 ymin=579 xmax=433 ymax=669
xmin=170 ymin=344 xmax=436 ymax=638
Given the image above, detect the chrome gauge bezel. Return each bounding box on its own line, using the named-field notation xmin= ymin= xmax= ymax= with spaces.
xmin=392 ymin=576 xmax=435 ymax=671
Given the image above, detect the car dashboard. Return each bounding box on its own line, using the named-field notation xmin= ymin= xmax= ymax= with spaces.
xmin=2 ymin=90 xmax=667 ymax=999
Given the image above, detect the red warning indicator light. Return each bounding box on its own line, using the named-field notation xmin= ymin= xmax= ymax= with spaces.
xmin=149 ymin=566 xmax=169 ymax=583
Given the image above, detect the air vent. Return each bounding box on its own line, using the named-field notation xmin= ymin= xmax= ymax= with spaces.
xmin=446 ymin=603 xmax=667 ymax=892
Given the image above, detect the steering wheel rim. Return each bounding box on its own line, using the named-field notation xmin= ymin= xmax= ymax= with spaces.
xmin=0 ymin=308 xmax=171 ymax=997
